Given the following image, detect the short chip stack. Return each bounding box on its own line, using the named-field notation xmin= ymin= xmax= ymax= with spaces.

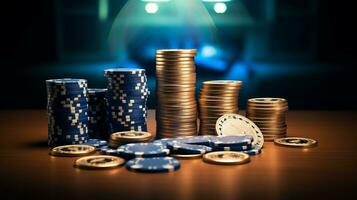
xmin=155 ymin=49 xmax=198 ymax=138
xmin=246 ymin=98 xmax=288 ymax=141
xmin=108 ymin=131 xmax=153 ymax=148
xmin=199 ymin=80 xmax=242 ymax=135
xmin=87 ymin=88 xmax=108 ymax=139
xmin=104 ymin=68 xmax=149 ymax=134
xmin=46 ymin=79 xmax=89 ymax=146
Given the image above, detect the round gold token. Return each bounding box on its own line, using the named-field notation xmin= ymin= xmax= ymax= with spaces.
xmin=50 ymin=145 xmax=96 ymax=157
xmin=110 ymin=131 xmax=153 ymax=142
xmin=74 ymin=155 xmax=125 ymax=169
xmin=203 ymin=151 xmax=250 ymax=165
xmin=274 ymin=137 xmax=318 ymax=147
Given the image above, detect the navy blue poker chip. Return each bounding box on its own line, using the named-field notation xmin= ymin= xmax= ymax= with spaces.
xmin=242 ymin=146 xmax=262 ymax=155
xmin=153 ymin=138 xmax=174 ymax=146
xmin=173 ymin=136 xmax=213 ymax=146
xmin=210 ymin=135 xmax=253 ymax=147
xmin=99 ymin=146 xmax=121 ymax=156
xmin=117 ymin=143 xmax=170 ymax=159
xmin=212 ymin=143 xmax=253 ymax=151
xmin=167 ymin=142 xmax=212 ymax=154
xmin=126 ymin=157 xmax=180 ymax=173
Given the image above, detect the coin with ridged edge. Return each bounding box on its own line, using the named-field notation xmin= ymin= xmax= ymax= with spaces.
xmin=50 ymin=145 xmax=96 ymax=157
xmin=274 ymin=137 xmax=317 ymax=148
xmin=74 ymin=155 xmax=125 ymax=169
xmin=203 ymin=151 xmax=250 ymax=165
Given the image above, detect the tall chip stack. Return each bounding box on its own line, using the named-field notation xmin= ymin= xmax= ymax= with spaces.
xmin=104 ymin=69 xmax=149 ymax=134
xmin=87 ymin=88 xmax=108 ymax=139
xmin=46 ymin=79 xmax=89 ymax=146
xmin=246 ymin=98 xmax=288 ymax=141
xmin=199 ymin=80 xmax=242 ymax=135
xmin=156 ymin=49 xmax=197 ymax=138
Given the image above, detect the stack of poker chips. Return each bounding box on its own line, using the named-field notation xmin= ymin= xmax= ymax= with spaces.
xmin=87 ymin=88 xmax=108 ymax=139
xmin=246 ymin=98 xmax=288 ymax=141
xmin=46 ymin=79 xmax=89 ymax=147
xmin=199 ymin=80 xmax=242 ymax=135
xmin=155 ymin=49 xmax=198 ymax=138
xmin=104 ymin=68 xmax=149 ymax=134
xmin=108 ymin=131 xmax=154 ymax=148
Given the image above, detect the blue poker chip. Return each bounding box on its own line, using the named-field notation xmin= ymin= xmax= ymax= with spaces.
xmin=99 ymin=146 xmax=121 ymax=156
xmin=85 ymin=139 xmax=108 ymax=149
xmin=153 ymin=138 xmax=174 ymax=146
xmin=173 ymin=136 xmax=213 ymax=146
xmin=212 ymin=144 xmax=253 ymax=151
xmin=210 ymin=135 xmax=253 ymax=147
xmin=167 ymin=142 xmax=212 ymax=154
xmin=126 ymin=157 xmax=180 ymax=173
xmin=117 ymin=143 xmax=170 ymax=159
xmin=242 ymin=146 xmax=262 ymax=155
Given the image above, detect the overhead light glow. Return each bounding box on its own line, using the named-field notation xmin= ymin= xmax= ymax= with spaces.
xmin=214 ymin=3 xmax=227 ymax=14
xmin=145 ymin=3 xmax=159 ymax=14
xmin=202 ymin=45 xmax=217 ymax=57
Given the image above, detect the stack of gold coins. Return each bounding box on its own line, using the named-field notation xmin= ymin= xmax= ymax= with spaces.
xmin=199 ymin=80 xmax=243 ymax=135
xmin=156 ymin=49 xmax=197 ymax=138
xmin=246 ymin=98 xmax=288 ymax=141
xmin=109 ymin=131 xmax=153 ymax=148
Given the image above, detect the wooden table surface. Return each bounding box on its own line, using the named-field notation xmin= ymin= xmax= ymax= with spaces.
xmin=0 ymin=110 xmax=356 ymax=199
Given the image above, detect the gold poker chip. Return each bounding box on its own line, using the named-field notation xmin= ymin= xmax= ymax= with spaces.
xmin=274 ymin=137 xmax=318 ymax=148
xmin=171 ymin=153 xmax=203 ymax=159
xmin=203 ymin=151 xmax=250 ymax=165
xmin=74 ymin=155 xmax=125 ymax=169
xmin=50 ymin=145 xmax=96 ymax=157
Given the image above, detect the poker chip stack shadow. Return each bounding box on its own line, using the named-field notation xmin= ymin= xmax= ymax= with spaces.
xmin=199 ymin=80 xmax=242 ymax=135
xmin=246 ymin=98 xmax=288 ymax=141
xmin=104 ymin=69 xmax=149 ymax=134
xmin=46 ymin=79 xmax=89 ymax=147
xmin=155 ymin=49 xmax=198 ymax=138
xmin=87 ymin=88 xmax=108 ymax=139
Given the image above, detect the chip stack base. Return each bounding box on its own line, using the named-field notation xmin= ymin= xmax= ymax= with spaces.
xmin=246 ymin=98 xmax=288 ymax=141
xmin=105 ymin=69 xmax=149 ymax=134
xmin=46 ymin=79 xmax=89 ymax=147
xmin=156 ymin=49 xmax=198 ymax=138
xmin=199 ymin=80 xmax=242 ymax=135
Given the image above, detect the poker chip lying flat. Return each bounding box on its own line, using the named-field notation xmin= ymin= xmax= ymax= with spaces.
xmin=126 ymin=157 xmax=180 ymax=173
xmin=210 ymin=135 xmax=253 ymax=147
xmin=153 ymin=138 xmax=174 ymax=147
xmin=242 ymin=147 xmax=262 ymax=155
xmin=118 ymin=143 xmax=170 ymax=159
xmin=212 ymin=144 xmax=253 ymax=151
xmin=99 ymin=146 xmax=121 ymax=156
xmin=167 ymin=142 xmax=212 ymax=154
xmin=85 ymin=139 xmax=108 ymax=149
xmin=173 ymin=136 xmax=213 ymax=146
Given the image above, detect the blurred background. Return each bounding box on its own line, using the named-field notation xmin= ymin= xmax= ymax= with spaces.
xmin=0 ymin=0 xmax=356 ymax=110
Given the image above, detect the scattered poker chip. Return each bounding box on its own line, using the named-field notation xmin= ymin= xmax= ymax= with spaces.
xmin=211 ymin=144 xmax=253 ymax=151
xmin=210 ymin=135 xmax=253 ymax=147
xmin=203 ymin=151 xmax=251 ymax=165
xmin=50 ymin=145 xmax=96 ymax=157
xmin=153 ymin=138 xmax=175 ymax=146
xmin=74 ymin=155 xmax=125 ymax=169
xmin=99 ymin=146 xmax=121 ymax=156
xmin=167 ymin=142 xmax=212 ymax=154
xmin=173 ymin=136 xmax=213 ymax=146
xmin=117 ymin=143 xmax=170 ymax=159
xmin=85 ymin=139 xmax=108 ymax=149
xmin=274 ymin=137 xmax=318 ymax=148
xmin=242 ymin=147 xmax=262 ymax=155
xmin=126 ymin=157 xmax=180 ymax=173
xmin=216 ymin=114 xmax=264 ymax=150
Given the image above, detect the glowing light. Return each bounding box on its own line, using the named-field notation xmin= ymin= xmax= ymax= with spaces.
xmin=214 ymin=3 xmax=227 ymax=14
xmin=202 ymin=45 xmax=217 ymax=57
xmin=98 ymin=0 xmax=108 ymax=21
xmin=145 ymin=3 xmax=159 ymax=14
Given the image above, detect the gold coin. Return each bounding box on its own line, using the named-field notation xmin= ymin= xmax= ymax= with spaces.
xmin=274 ymin=137 xmax=317 ymax=147
xmin=50 ymin=145 xmax=96 ymax=157
xmin=248 ymin=97 xmax=286 ymax=104
xmin=74 ymin=155 xmax=125 ymax=169
xmin=203 ymin=151 xmax=250 ymax=165
xmin=110 ymin=131 xmax=153 ymax=142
